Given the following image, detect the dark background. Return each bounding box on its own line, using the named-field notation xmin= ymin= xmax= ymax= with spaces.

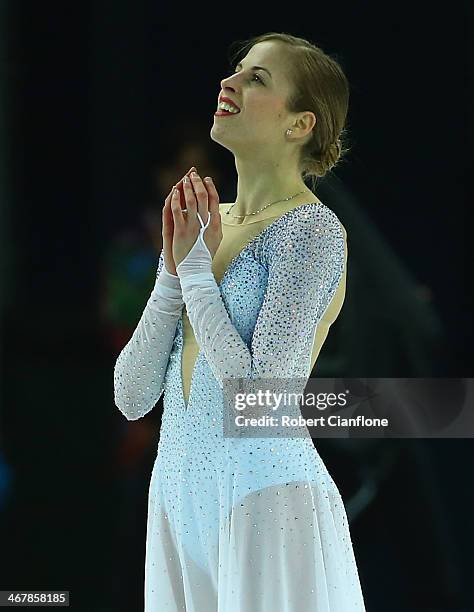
xmin=0 ymin=2 xmax=472 ymax=611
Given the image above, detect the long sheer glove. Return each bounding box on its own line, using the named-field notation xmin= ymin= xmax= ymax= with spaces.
xmin=176 ymin=206 xmax=346 ymax=391
xmin=113 ymin=249 xmax=184 ymax=420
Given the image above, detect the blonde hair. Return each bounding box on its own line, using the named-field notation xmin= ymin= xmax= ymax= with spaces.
xmin=228 ymin=32 xmax=352 ymax=189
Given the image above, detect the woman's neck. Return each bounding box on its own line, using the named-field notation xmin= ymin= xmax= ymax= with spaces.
xmin=232 ymin=184 xmax=311 ymax=217
xmin=231 ymin=156 xmax=311 ymax=219
xmin=222 ymin=190 xmax=321 ymax=226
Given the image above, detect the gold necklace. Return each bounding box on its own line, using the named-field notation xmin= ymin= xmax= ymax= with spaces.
xmin=225 ymin=189 xmax=312 ymax=219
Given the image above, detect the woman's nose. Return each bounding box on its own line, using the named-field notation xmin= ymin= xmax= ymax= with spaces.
xmin=221 ymin=72 xmax=239 ymax=89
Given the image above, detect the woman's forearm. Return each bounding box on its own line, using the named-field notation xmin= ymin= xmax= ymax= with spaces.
xmin=113 ymin=253 xmax=184 ymax=420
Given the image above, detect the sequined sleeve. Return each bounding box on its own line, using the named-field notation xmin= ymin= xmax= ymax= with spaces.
xmin=113 ymin=250 xmax=184 ymax=420
xmin=176 ymin=205 xmax=345 ymax=389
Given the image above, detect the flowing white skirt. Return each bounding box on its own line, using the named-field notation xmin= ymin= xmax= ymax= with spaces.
xmin=144 ymin=432 xmax=366 ymax=612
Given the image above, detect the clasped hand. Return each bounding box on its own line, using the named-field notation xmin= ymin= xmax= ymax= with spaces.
xmin=163 ymin=170 xmax=223 ymax=271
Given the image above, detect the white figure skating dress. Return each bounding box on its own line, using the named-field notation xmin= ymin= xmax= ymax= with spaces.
xmin=114 ymin=201 xmax=366 ymax=611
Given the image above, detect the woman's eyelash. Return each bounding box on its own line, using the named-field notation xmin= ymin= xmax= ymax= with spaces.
xmin=229 ymin=70 xmax=263 ymax=84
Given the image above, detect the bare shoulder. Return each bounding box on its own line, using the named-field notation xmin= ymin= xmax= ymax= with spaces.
xmin=337 ymin=219 xmax=347 ymax=240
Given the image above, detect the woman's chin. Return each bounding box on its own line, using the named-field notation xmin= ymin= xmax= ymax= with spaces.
xmin=210 ymin=129 xmax=235 ymax=149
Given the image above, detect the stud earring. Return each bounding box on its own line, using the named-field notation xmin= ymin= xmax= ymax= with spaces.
xmin=286 ymin=129 xmax=293 ymax=136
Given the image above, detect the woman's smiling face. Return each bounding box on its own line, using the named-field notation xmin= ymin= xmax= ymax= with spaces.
xmin=212 ymin=41 xmax=296 ymax=150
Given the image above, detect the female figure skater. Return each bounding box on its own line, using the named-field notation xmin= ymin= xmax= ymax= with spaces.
xmin=114 ymin=32 xmax=366 ymax=611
